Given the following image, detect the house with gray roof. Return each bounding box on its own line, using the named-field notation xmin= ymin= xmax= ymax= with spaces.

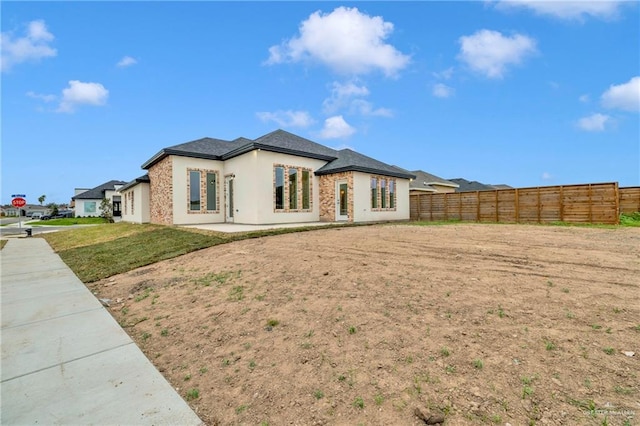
xmin=120 ymin=129 xmax=415 ymax=225
xmin=72 ymin=180 xmax=127 ymax=217
xmin=409 ymin=170 xmax=459 ymax=194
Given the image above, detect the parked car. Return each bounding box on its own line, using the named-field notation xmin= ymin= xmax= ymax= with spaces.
xmin=31 ymin=212 xmax=43 ymax=220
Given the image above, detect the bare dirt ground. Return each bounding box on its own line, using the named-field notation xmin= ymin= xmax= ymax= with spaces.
xmin=89 ymin=224 xmax=640 ymax=426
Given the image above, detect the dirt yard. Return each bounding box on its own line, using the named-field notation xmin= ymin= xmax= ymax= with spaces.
xmin=89 ymin=224 xmax=639 ymax=425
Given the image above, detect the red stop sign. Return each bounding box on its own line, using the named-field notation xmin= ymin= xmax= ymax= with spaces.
xmin=12 ymin=197 xmax=26 ymax=208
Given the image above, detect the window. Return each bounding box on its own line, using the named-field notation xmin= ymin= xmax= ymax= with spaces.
xmin=84 ymin=201 xmax=96 ymax=214
xmin=275 ymin=167 xmax=284 ymax=209
xmin=389 ymin=180 xmax=395 ymax=208
xmin=289 ymin=168 xmax=298 ymax=209
xmin=206 ymin=173 xmax=217 ymax=210
xmin=302 ymin=170 xmax=310 ymax=209
xmin=274 ymin=165 xmax=312 ymax=212
xmin=371 ymin=178 xmax=378 ymax=209
xmin=189 ymin=171 xmax=201 ymax=211
xmin=381 ymin=179 xmax=387 ymax=209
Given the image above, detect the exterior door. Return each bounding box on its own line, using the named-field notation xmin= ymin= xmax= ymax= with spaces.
xmin=336 ymin=181 xmax=348 ymax=221
xmin=225 ymin=176 xmax=234 ymax=223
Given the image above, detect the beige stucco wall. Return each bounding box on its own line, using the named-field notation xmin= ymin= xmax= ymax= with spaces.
xmin=226 ymin=150 xmax=325 ymax=225
xmin=171 ymin=156 xmax=225 ymax=225
xmin=119 ymin=183 xmax=150 ymax=223
xmin=352 ymin=172 xmax=410 ymax=222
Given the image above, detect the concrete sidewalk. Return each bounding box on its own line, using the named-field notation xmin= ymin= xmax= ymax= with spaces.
xmin=1 ymin=237 xmax=203 ymax=425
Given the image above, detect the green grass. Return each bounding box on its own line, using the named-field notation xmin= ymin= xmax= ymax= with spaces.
xmin=620 ymin=212 xmax=640 ymax=226
xmin=29 ymin=217 xmax=108 ymax=226
xmin=40 ymin=222 xmax=357 ymax=283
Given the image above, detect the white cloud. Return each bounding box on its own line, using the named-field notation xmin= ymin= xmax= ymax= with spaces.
xmin=26 ymin=91 xmax=56 ymax=103
xmin=57 ymin=80 xmax=109 ymax=113
xmin=458 ymin=29 xmax=537 ymax=79
xmin=1 ymin=20 xmax=57 ymax=72
xmin=577 ymin=113 xmax=610 ymax=132
xmin=541 ymin=172 xmax=552 ymax=180
xmin=579 ymin=94 xmax=590 ymax=103
xmin=350 ymin=99 xmax=393 ymax=117
xmin=322 ymin=80 xmax=392 ymax=117
xmin=256 ymin=110 xmax=315 ymax=128
xmin=319 ymin=115 xmax=356 ymax=139
xmin=432 ymin=67 xmax=454 ymax=80
xmin=323 ymin=81 xmax=370 ymax=113
xmin=433 ymin=83 xmax=455 ymax=98
xmin=117 ymin=56 xmax=137 ymax=68
xmin=492 ymin=0 xmax=625 ymax=21
xmin=601 ymin=76 xmax=640 ymax=112
xmin=266 ymin=6 xmax=410 ymax=76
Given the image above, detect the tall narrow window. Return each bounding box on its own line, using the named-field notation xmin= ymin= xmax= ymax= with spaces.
xmin=381 ymin=179 xmax=387 ymax=209
xmin=389 ymin=180 xmax=395 ymax=208
xmin=275 ymin=167 xmax=284 ymax=209
xmin=302 ymin=170 xmax=310 ymax=209
xmin=289 ymin=168 xmax=298 ymax=210
xmin=371 ymin=177 xmax=378 ymax=209
xmin=206 ymin=172 xmax=217 ymax=210
xmin=189 ymin=171 xmax=201 ymax=211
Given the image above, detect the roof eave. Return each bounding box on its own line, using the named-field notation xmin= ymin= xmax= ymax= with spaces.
xmin=316 ymin=166 xmax=415 ymax=179
xmin=426 ymin=181 xmax=460 ymax=188
xmin=142 ymin=149 xmax=222 ymax=169
xmin=222 ymin=143 xmax=337 ymax=162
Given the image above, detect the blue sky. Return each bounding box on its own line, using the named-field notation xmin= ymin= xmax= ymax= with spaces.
xmin=2 ymin=1 xmax=639 ymax=205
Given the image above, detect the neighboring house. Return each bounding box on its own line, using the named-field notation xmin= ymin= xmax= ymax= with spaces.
xmin=449 ymin=178 xmax=496 ymax=192
xmin=118 ymin=175 xmax=151 ymax=224
xmin=409 ymin=170 xmax=459 ymax=194
xmin=72 ymin=180 xmax=127 ymax=217
xmin=119 ymin=129 xmax=415 ymax=225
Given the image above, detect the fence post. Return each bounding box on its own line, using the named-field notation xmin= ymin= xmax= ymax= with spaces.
xmin=430 ymin=194 xmax=433 ymax=221
xmin=559 ymin=186 xmax=564 ymax=222
xmin=614 ymin=182 xmax=620 ymax=224
xmin=476 ymin=191 xmax=480 ymax=222
xmin=589 ymin=184 xmax=593 ymax=223
xmin=495 ymin=190 xmax=499 ymax=222
xmin=515 ymin=188 xmax=519 ymax=223
xmin=537 ymin=187 xmax=541 ymax=223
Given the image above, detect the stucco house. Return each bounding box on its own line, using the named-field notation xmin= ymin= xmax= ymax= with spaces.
xmin=119 ymin=129 xmax=415 ymax=225
xmin=73 ymin=180 xmax=127 ymax=218
xmin=409 ymin=170 xmax=459 ymax=194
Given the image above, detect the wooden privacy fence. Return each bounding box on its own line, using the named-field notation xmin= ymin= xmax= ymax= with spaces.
xmin=410 ymin=182 xmax=634 ymax=225
xmin=619 ymin=187 xmax=640 ymax=214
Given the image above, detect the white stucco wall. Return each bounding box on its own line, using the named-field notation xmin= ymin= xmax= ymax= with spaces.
xmin=226 ymin=150 xmax=325 ymax=225
xmin=74 ymin=199 xmax=100 ymax=217
xmin=119 ymin=183 xmax=150 ymax=223
xmin=171 ymin=156 xmax=225 ymax=225
xmin=352 ymin=172 xmax=411 ymax=222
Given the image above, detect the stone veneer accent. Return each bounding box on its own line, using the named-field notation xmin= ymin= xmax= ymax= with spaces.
xmin=318 ymin=172 xmax=354 ymax=222
xmin=149 ymin=156 xmax=173 ymax=225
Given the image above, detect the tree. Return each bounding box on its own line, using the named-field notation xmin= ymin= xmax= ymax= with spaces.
xmin=100 ymin=198 xmax=114 ymax=223
xmin=38 ymin=195 xmax=46 ymax=205
xmin=47 ymin=203 xmax=59 ymax=216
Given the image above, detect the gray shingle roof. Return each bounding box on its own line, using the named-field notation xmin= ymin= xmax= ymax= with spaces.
xmin=119 ymin=174 xmax=150 ymax=192
xmin=410 ymin=170 xmax=459 ymax=191
xmin=449 ymin=178 xmax=495 ymax=192
xmin=316 ymin=149 xmax=415 ymax=179
xmin=140 ymin=129 xmax=413 ymax=180
xmin=141 ymin=137 xmax=244 ymax=169
xmin=222 ymin=130 xmax=339 ymax=161
xmin=72 ymin=180 xmax=128 ymax=200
